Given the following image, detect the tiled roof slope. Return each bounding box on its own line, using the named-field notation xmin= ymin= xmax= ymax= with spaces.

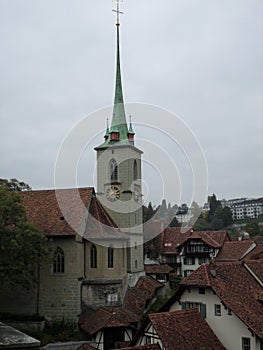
xmin=149 ymin=309 xmax=226 ymax=350
xmin=160 ymin=228 xmax=228 ymax=254
xmin=245 ymin=260 xmax=263 ymax=284
xmin=144 ymin=264 xmax=174 ymax=274
xmin=124 ymin=276 xmax=164 ymax=318
xmin=120 ymin=345 xmax=161 ymax=350
xmin=244 ymin=243 xmax=263 ymax=261
xmin=84 ymin=195 xmax=126 ymax=242
xmin=135 ymin=276 xmax=163 ymax=298
xmin=77 ymin=344 xmax=96 ymax=350
xmin=79 ymin=307 xmax=138 ymax=335
xmin=19 ymin=188 xmax=93 ymax=236
xmin=179 ymin=230 xmax=229 ymax=249
xmin=160 ymin=227 xmax=192 ymax=254
xmin=180 ymin=262 xmax=263 ymax=338
xmin=215 ymin=241 xmax=255 ymax=261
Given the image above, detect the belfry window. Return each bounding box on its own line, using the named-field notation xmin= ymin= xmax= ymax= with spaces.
xmin=109 ymin=159 xmax=118 ymax=182
xmin=108 ymin=245 xmax=114 ymax=268
xmin=133 ymin=160 xmax=138 ymax=181
xmin=53 ymin=247 xmax=64 ymax=274
xmin=90 ymin=244 xmax=97 ymax=269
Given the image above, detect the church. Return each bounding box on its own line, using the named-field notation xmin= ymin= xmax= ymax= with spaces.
xmin=0 ymin=5 xmax=145 ymax=320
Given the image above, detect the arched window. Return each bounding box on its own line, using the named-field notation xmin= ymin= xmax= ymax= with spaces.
xmin=133 ymin=160 xmax=138 ymax=181
xmin=135 ymin=259 xmax=138 ymax=269
xmin=53 ymin=247 xmax=64 ymax=274
xmin=90 ymin=244 xmax=97 ymax=269
xmin=109 ymin=159 xmax=118 ymax=182
xmin=108 ymin=245 xmax=114 ymax=268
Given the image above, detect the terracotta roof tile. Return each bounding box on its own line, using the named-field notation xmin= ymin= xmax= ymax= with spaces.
xmin=144 ymin=264 xmax=174 ymax=274
xmin=124 ymin=288 xmax=148 ymax=318
xmin=245 ymin=260 xmax=263 ymax=283
xmin=77 ymin=344 xmax=96 ymax=350
xmin=19 ymin=188 xmax=93 ymax=236
xmin=244 ymin=243 xmax=263 ymax=261
xmin=149 ymin=309 xmax=225 ymax=349
xmin=180 ymin=262 xmax=263 ymax=338
xmin=79 ymin=307 xmax=138 ymax=335
xmin=215 ymin=241 xmax=255 ymax=261
xmin=179 ymin=230 xmax=229 ymax=249
xmin=160 ymin=227 xmax=192 ymax=254
xmin=120 ymin=345 xmax=161 ymax=350
xmin=135 ymin=276 xmax=164 ymax=298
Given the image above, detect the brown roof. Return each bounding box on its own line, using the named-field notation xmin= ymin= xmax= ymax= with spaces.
xmin=149 ymin=309 xmax=225 ymax=349
xmin=245 ymin=260 xmax=263 ymax=283
xmin=215 ymin=241 xmax=255 ymax=261
xmin=180 ymin=262 xmax=263 ymax=338
xmin=244 ymin=243 xmax=263 ymax=261
xmin=79 ymin=307 xmax=138 ymax=335
xmin=77 ymin=345 xmax=96 ymax=350
xmin=19 ymin=188 xmax=125 ymax=241
xmin=135 ymin=276 xmax=163 ymax=298
xmin=160 ymin=227 xmax=192 ymax=254
xmin=120 ymin=345 xmax=161 ymax=350
xmin=19 ymin=188 xmax=93 ymax=236
xmin=124 ymin=288 xmax=149 ymax=318
xmin=144 ymin=264 xmax=174 ymax=274
xmin=179 ymin=230 xmax=229 ymax=249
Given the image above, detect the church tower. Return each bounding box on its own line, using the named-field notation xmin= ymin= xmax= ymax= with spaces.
xmin=95 ymin=6 xmax=144 ymax=286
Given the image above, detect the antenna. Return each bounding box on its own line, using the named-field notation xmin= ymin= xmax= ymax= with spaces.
xmin=112 ymin=0 xmax=124 ymax=25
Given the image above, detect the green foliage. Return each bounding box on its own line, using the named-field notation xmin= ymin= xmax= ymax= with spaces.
xmin=246 ymin=220 xmax=260 ymax=236
xmin=169 ymin=216 xmax=181 ymax=227
xmin=193 ymin=194 xmax=233 ymax=231
xmin=28 ymin=318 xmax=89 ymax=346
xmin=0 ymin=180 xmax=51 ymax=289
xmin=0 ymin=178 xmax=31 ymax=191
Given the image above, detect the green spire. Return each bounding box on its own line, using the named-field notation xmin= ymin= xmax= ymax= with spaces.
xmin=128 ymin=115 xmax=135 ymax=135
xmin=110 ymin=23 xmax=128 ymax=141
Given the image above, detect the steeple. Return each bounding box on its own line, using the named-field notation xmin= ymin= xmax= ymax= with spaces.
xmin=109 ymin=21 xmax=129 ymax=142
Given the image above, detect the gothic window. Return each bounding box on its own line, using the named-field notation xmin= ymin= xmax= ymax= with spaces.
xmin=90 ymin=244 xmax=97 ymax=268
xmin=53 ymin=247 xmax=64 ymax=274
xmin=109 ymin=159 xmax=118 ymax=182
xmin=133 ymin=160 xmax=138 ymax=180
xmin=108 ymin=245 xmax=114 ymax=268
xmin=135 ymin=260 xmax=138 ymax=269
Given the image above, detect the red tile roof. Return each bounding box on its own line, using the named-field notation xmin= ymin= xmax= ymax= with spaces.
xmin=120 ymin=345 xmax=161 ymax=350
xmin=149 ymin=309 xmax=225 ymax=349
xmin=179 ymin=230 xmax=229 ymax=249
xmin=19 ymin=188 xmax=125 ymax=241
xmin=77 ymin=345 xmax=96 ymax=350
xmin=215 ymin=241 xmax=255 ymax=261
xmin=245 ymin=260 xmax=263 ymax=283
xmin=135 ymin=276 xmax=163 ymax=298
xmin=244 ymin=243 xmax=263 ymax=261
xmin=180 ymin=262 xmax=263 ymax=338
xmin=124 ymin=288 xmax=148 ymax=318
xmin=79 ymin=307 xmax=138 ymax=335
xmin=160 ymin=227 xmax=192 ymax=254
xmin=144 ymin=264 xmax=174 ymax=274
xmin=19 ymin=188 xmax=94 ymax=236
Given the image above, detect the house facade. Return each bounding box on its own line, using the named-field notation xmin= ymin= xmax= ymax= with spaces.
xmin=164 ymin=261 xmax=263 ymax=350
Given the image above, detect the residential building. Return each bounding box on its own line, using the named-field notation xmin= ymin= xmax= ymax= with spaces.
xmin=162 ymin=261 xmax=263 ymax=350
xmin=133 ymin=308 xmax=225 ymax=349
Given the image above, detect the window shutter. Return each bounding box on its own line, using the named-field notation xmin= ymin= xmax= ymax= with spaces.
xmin=181 ymin=302 xmax=186 ymax=309
xmin=200 ymin=304 xmax=206 ymax=318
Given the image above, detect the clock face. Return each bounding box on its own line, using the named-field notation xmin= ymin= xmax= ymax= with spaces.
xmin=106 ymin=185 xmax=121 ymax=202
xmin=134 ymin=187 xmax=140 ymax=202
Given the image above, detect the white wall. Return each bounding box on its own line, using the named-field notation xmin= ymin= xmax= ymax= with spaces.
xmin=170 ymin=287 xmax=260 ymax=350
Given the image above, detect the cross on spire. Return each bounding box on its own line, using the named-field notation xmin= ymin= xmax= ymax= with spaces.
xmin=112 ymin=0 xmax=123 ymax=25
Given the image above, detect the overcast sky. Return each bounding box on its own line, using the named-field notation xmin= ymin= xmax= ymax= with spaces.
xmin=0 ymin=0 xmax=262 ymax=206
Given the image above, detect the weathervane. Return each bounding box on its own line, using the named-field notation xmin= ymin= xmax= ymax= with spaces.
xmin=112 ymin=0 xmax=124 ymax=25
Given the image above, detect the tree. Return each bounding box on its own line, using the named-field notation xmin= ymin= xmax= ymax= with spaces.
xmin=245 ymin=221 xmax=259 ymax=236
xmin=207 ymin=194 xmax=221 ymax=222
xmin=0 ymin=180 xmax=50 ymax=289
xmin=0 ymin=178 xmax=31 ymax=191
xmin=169 ymin=216 xmax=181 ymax=227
